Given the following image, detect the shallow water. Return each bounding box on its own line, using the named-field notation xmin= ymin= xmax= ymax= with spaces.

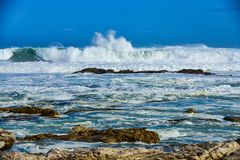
xmin=0 ymin=72 xmax=239 ymax=153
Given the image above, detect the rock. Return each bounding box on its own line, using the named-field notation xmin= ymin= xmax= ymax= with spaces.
xmin=73 ymin=68 xmax=168 ymax=74
xmin=0 ymin=152 xmax=45 ymax=160
xmin=224 ymin=116 xmax=240 ymax=123
xmin=184 ymin=108 xmax=197 ymax=114
xmin=178 ymin=141 xmax=240 ymax=160
xmin=73 ymin=68 xmax=115 ymax=74
xmin=222 ymin=148 xmax=240 ymax=160
xmin=0 ymin=106 xmax=59 ymax=118
xmin=2 ymin=140 xmax=240 ymax=160
xmin=0 ymin=129 xmax=15 ymax=150
xmin=177 ymin=69 xmax=215 ymax=75
xmin=24 ymin=126 xmax=160 ymax=144
xmin=73 ymin=68 xmax=215 ymax=75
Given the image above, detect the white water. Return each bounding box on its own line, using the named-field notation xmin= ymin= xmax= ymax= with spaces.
xmin=0 ymin=31 xmax=240 ymax=73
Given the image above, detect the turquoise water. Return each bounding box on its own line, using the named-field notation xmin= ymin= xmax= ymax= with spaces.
xmin=0 ymin=72 xmax=239 ymax=153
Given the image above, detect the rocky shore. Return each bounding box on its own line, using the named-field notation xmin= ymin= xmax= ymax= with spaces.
xmin=1 ymin=140 xmax=240 ymax=160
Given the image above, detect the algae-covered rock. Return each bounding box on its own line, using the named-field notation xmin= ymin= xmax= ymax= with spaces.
xmin=24 ymin=126 xmax=160 ymax=144
xmin=0 ymin=106 xmax=59 ymax=118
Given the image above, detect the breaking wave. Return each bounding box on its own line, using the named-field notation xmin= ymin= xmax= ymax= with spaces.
xmin=0 ymin=30 xmax=240 ymax=73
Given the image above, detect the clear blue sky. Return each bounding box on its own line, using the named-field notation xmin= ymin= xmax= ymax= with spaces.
xmin=0 ymin=0 xmax=240 ymax=48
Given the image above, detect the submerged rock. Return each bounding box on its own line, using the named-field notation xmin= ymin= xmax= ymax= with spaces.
xmin=1 ymin=140 xmax=240 ymax=160
xmin=184 ymin=108 xmax=197 ymax=114
xmin=65 ymin=108 xmax=125 ymax=114
xmin=177 ymin=69 xmax=215 ymax=75
xmin=224 ymin=116 xmax=240 ymax=123
xmin=168 ymin=118 xmax=221 ymax=125
xmin=0 ymin=106 xmax=59 ymax=118
xmin=0 ymin=129 xmax=15 ymax=150
xmin=24 ymin=126 xmax=160 ymax=144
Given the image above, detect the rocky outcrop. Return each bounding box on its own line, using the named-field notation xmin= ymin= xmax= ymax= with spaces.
xmin=0 ymin=129 xmax=15 ymax=150
xmin=1 ymin=140 xmax=240 ymax=160
xmin=23 ymin=126 xmax=160 ymax=144
xmin=177 ymin=69 xmax=215 ymax=75
xmin=0 ymin=106 xmax=59 ymax=118
xmin=224 ymin=116 xmax=240 ymax=123
xmin=178 ymin=141 xmax=240 ymax=160
xmin=73 ymin=68 xmax=215 ymax=75
xmin=73 ymin=68 xmax=168 ymax=74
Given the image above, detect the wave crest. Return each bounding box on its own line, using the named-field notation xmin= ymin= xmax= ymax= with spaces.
xmin=0 ymin=31 xmax=240 ymax=72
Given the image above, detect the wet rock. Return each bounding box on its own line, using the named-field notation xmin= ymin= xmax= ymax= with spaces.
xmin=184 ymin=108 xmax=197 ymax=114
xmin=177 ymin=69 xmax=215 ymax=75
xmin=224 ymin=116 xmax=240 ymax=123
xmin=0 ymin=106 xmax=59 ymax=118
xmin=24 ymin=126 xmax=160 ymax=144
xmin=73 ymin=68 xmax=115 ymax=74
xmin=73 ymin=68 xmax=167 ymax=74
xmin=74 ymin=68 xmax=215 ymax=75
xmin=0 ymin=129 xmax=15 ymax=150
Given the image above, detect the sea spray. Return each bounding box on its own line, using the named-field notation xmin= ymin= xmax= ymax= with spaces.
xmin=0 ymin=31 xmax=240 ymax=73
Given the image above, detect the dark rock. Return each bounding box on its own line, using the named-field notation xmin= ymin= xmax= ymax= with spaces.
xmin=73 ymin=68 xmax=167 ymax=74
xmin=0 ymin=129 xmax=15 ymax=150
xmin=24 ymin=126 xmax=160 ymax=144
xmin=224 ymin=116 xmax=240 ymax=123
xmin=73 ymin=68 xmax=216 ymax=76
xmin=184 ymin=108 xmax=197 ymax=114
xmin=73 ymin=68 xmax=115 ymax=74
xmin=177 ymin=69 xmax=215 ymax=75
xmin=134 ymin=70 xmax=168 ymax=74
xmin=0 ymin=106 xmax=59 ymax=118
xmin=117 ymin=69 xmax=134 ymax=74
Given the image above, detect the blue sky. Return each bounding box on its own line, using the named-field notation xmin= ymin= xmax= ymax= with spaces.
xmin=0 ymin=0 xmax=240 ymax=48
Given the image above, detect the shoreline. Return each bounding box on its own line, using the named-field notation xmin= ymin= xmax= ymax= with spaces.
xmin=1 ymin=140 xmax=240 ymax=160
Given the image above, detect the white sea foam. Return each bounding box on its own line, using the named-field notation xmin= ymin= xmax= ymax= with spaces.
xmin=0 ymin=31 xmax=240 ymax=73
xmin=156 ymin=129 xmax=187 ymax=140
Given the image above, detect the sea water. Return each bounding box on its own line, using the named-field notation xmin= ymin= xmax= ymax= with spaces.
xmin=0 ymin=32 xmax=239 ymax=153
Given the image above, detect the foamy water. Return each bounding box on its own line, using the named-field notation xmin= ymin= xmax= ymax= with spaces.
xmin=0 ymin=31 xmax=239 ymax=153
xmin=0 ymin=31 xmax=240 ymax=73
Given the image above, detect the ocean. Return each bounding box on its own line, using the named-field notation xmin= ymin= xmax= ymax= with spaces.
xmin=0 ymin=33 xmax=240 ymax=153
